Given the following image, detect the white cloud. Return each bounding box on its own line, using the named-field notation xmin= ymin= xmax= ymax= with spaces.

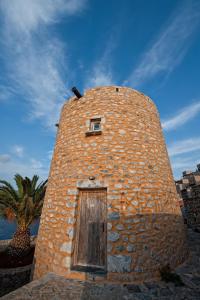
xmin=64 ymin=0 xmax=87 ymax=15
xmin=0 ymin=147 xmax=49 ymax=181
xmin=126 ymin=1 xmax=200 ymax=87
xmin=171 ymin=156 xmax=199 ymax=171
xmin=0 ymin=85 xmax=14 ymax=102
xmin=168 ymin=137 xmax=200 ymax=156
xmin=162 ymin=101 xmax=200 ymax=131
xmin=10 ymin=39 xmax=68 ymax=127
xmin=47 ymin=150 xmax=53 ymax=160
xmin=0 ymin=154 xmax=11 ymax=163
xmin=0 ymin=0 xmax=86 ymax=35
xmin=0 ymin=0 xmax=87 ymax=128
xmin=167 ymin=136 xmax=200 ymax=178
xmin=169 ymin=152 xmax=200 ymax=179
xmin=87 ymin=68 xmax=114 ymax=88
xmin=12 ymin=145 xmax=24 ymax=158
xmin=30 ymin=158 xmax=43 ymax=169
xmin=85 ymin=31 xmax=118 ymax=89
xmin=0 ymin=157 xmax=49 ymax=182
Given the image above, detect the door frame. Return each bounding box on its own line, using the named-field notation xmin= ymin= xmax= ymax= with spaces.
xmin=72 ymin=187 xmax=107 ymax=272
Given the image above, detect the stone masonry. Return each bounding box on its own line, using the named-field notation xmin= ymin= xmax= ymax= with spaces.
xmin=176 ymin=165 xmax=200 ymax=227
xmin=34 ymin=86 xmax=188 ymax=282
xmin=4 ymin=228 xmax=199 ymax=299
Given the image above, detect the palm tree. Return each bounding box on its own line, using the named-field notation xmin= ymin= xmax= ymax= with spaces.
xmin=0 ymin=174 xmax=47 ymax=257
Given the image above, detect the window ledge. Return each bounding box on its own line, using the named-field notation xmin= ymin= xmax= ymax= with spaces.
xmin=85 ymin=130 xmax=102 ymax=137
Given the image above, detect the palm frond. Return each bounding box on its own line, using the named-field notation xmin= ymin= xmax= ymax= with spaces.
xmin=0 ymin=202 xmax=16 ymax=220
xmin=0 ymin=192 xmax=18 ymax=214
xmin=22 ymin=177 xmax=31 ymax=196
xmin=0 ymin=180 xmax=19 ymax=202
xmin=0 ymin=174 xmax=47 ymax=229
xmin=0 ymin=204 xmax=8 ymax=219
xmin=31 ymin=175 xmax=39 ymax=194
xmin=14 ymin=174 xmax=24 ymax=198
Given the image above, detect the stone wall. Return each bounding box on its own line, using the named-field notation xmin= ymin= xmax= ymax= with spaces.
xmin=0 ymin=236 xmax=37 ymax=252
xmin=0 ymin=264 xmax=32 ymax=297
xmin=176 ymin=168 xmax=200 ymax=228
xmin=34 ymin=86 xmax=188 ymax=282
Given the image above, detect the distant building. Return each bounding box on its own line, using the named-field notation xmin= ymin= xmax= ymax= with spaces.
xmin=175 ymin=164 xmax=200 ymax=227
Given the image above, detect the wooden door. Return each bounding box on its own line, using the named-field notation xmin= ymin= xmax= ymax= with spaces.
xmin=73 ymin=189 xmax=107 ymax=271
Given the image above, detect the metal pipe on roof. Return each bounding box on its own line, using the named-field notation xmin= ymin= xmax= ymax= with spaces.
xmin=71 ymin=87 xmax=82 ymax=99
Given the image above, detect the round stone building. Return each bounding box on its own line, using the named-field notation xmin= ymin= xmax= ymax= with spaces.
xmin=34 ymin=86 xmax=187 ymax=282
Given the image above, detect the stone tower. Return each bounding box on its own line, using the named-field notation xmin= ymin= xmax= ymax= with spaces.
xmin=34 ymin=86 xmax=187 ymax=282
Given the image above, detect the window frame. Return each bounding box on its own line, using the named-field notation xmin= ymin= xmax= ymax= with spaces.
xmin=85 ymin=117 xmax=102 ymax=137
xmin=90 ymin=118 xmax=101 ymax=132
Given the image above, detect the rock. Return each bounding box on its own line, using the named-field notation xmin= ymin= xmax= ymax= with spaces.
xmin=66 ymin=228 xmax=74 ymax=239
xmin=116 ymin=245 xmax=125 ymax=252
xmin=108 ymin=232 xmax=120 ymax=242
xmin=134 ymin=266 xmax=143 ymax=272
xmin=129 ymin=235 xmax=136 ymax=242
xmin=66 ymin=201 xmax=77 ymax=208
xmin=116 ymin=224 xmax=124 ymax=230
xmin=124 ymin=284 xmax=141 ymax=293
xmin=131 ymin=200 xmax=138 ymax=206
xmin=100 ymin=170 xmax=108 ymax=173
xmin=67 ymin=189 xmax=77 ymax=195
xmin=124 ymin=219 xmax=133 ymax=224
xmin=62 ymin=256 xmax=71 ymax=268
xmin=119 ymin=129 xmax=126 ymax=135
xmin=146 ymin=202 xmax=154 ymax=208
xmin=108 ymin=212 xmax=120 ymax=220
xmin=133 ymin=218 xmax=140 ymax=223
xmin=127 ymin=244 xmax=135 ymax=252
xmin=107 ymin=223 xmax=112 ymax=230
xmin=130 ymin=170 xmax=136 ymax=174
xmin=191 ymin=276 xmax=200 ymax=287
xmin=66 ymin=218 xmax=76 ymax=224
xmin=60 ymin=242 xmax=72 ymax=253
xmin=144 ymin=282 xmax=160 ymax=289
xmin=107 ymin=243 xmax=112 ymax=252
xmin=159 ymin=288 xmax=172 ymax=297
xmin=108 ymin=195 xmax=120 ymax=200
xmin=108 ymin=255 xmax=132 ymax=272
xmin=122 ymin=235 xmax=129 ymax=242
xmin=48 ymin=242 xmax=53 ymax=249
xmin=115 ymin=184 xmax=122 ymax=188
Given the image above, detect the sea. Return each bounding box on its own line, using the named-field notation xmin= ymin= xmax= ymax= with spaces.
xmin=0 ymin=219 xmax=40 ymax=240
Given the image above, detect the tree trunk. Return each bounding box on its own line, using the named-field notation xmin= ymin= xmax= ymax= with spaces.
xmin=8 ymin=227 xmax=31 ymax=257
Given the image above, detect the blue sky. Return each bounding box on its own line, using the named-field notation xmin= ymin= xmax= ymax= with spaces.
xmin=0 ymin=0 xmax=200 ymax=181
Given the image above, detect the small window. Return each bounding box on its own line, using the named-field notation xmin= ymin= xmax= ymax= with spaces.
xmin=85 ymin=118 xmax=102 ymax=136
xmin=90 ymin=118 xmax=101 ymax=131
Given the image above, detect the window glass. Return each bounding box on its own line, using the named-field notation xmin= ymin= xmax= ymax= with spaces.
xmin=90 ymin=119 xmax=101 ymax=131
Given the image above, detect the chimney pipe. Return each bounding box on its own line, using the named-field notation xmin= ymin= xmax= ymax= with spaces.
xmin=71 ymin=87 xmax=82 ymax=99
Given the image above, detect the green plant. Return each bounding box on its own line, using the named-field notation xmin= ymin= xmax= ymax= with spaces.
xmin=0 ymin=174 xmax=47 ymax=257
xmin=160 ymin=264 xmax=184 ymax=286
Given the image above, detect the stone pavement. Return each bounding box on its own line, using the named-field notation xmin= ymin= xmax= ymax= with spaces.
xmin=1 ymin=229 xmax=200 ymax=300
